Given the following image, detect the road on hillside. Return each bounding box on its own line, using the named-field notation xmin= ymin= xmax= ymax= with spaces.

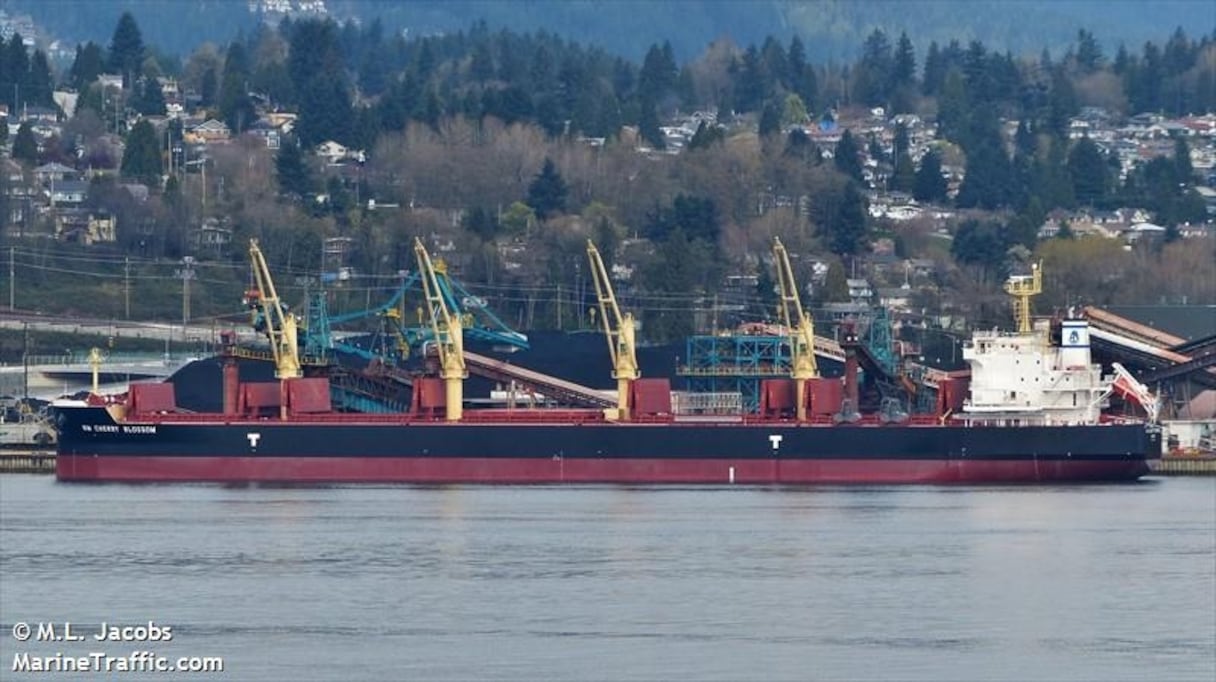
xmin=0 ymin=310 xmax=257 ymax=346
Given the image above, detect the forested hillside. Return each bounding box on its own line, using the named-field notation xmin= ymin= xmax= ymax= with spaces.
xmin=4 ymin=0 xmax=1210 ymax=62
xmin=1 ymin=10 xmax=1213 ymax=338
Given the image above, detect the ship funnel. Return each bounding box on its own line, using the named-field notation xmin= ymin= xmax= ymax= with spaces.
xmin=1059 ymin=319 xmax=1091 ymax=368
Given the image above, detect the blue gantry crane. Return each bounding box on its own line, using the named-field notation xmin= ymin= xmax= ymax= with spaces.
xmin=300 ymin=257 xmax=529 ymax=366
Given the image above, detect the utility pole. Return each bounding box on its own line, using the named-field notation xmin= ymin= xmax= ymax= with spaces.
xmin=124 ymin=257 xmax=131 ymax=319
xmin=176 ymin=256 xmax=196 ymax=335
xmin=398 ymin=269 xmax=408 ymax=321
xmin=22 ymin=322 xmax=29 ymax=400
xmin=575 ymin=261 xmax=583 ymax=329
xmin=8 ymin=247 xmax=13 ymax=311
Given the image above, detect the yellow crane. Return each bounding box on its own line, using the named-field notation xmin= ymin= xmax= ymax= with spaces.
xmin=587 ymin=239 xmax=639 ymax=421
xmin=414 ymin=237 xmax=466 ymax=421
xmin=772 ymin=237 xmax=818 ymax=421
xmin=247 ymin=239 xmax=302 ymax=381
xmin=1004 ymin=261 xmax=1042 ymax=334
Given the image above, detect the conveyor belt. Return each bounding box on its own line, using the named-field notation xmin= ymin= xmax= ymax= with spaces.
xmin=463 ymin=350 xmax=616 ymax=408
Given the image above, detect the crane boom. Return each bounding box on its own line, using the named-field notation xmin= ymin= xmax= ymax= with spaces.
xmin=772 ymin=237 xmax=818 ymax=420
xmin=587 ymin=239 xmax=638 ymax=420
xmin=1108 ymin=362 xmax=1161 ymax=423
xmin=247 ymin=239 xmax=301 ymax=380
xmin=415 ymin=237 xmax=466 ymax=421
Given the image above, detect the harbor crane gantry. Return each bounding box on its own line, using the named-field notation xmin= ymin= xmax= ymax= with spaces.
xmin=772 ymin=237 xmax=819 ymax=421
xmin=587 ymin=239 xmax=639 ymax=421
xmin=1004 ymin=261 xmax=1043 ymax=334
xmin=415 ymin=237 xmax=466 ymax=421
xmin=246 ymin=239 xmax=302 ymax=381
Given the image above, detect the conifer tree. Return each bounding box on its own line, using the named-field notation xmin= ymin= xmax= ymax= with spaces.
xmin=3 ymin=36 xmax=29 ymax=110
xmin=70 ymin=42 xmax=105 ymax=89
xmin=11 ymin=123 xmax=38 ymax=164
xmin=275 ymin=137 xmax=315 ymax=200
xmin=638 ymin=97 xmax=665 ymax=149
xmin=1173 ymin=137 xmax=1194 ymax=184
xmin=1067 ymin=136 xmax=1107 ymax=207
xmin=527 ymin=158 xmax=569 ymax=219
xmin=818 ymin=181 xmax=869 ymax=257
xmin=120 ymin=120 xmax=162 ymax=185
xmin=130 ymin=76 xmax=166 ymax=116
xmin=27 ymin=50 xmax=54 ymax=106
xmin=891 ymin=152 xmax=917 ymax=194
xmin=922 ymin=41 xmax=945 ymax=96
xmin=107 ymin=12 xmax=145 ymax=87
xmin=758 ymin=100 xmax=782 ymax=137
xmin=220 ymin=42 xmax=256 ymax=134
xmin=833 ymin=130 xmax=864 ymax=182
xmin=936 ymin=70 xmax=969 ymax=143
xmin=892 ymin=32 xmax=916 ymax=91
xmin=913 ymin=150 xmax=948 ymax=203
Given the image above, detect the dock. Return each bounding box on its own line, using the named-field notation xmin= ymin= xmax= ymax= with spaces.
xmin=1151 ymin=456 xmax=1216 ymax=476
xmin=0 ymin=449 xmax=56 ymax=473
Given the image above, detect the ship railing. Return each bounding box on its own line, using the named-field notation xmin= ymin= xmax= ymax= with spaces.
xmin=119 ymin=409 xmax=985 ymax=428
xmin=739 ymin=413 xmax=956 ymax=426
xmin=460 ymin=409 xmax=607 ymax=424
xmin=123 ymin=409 xmax=623 ymax=425
xmin=125 ymin=411 xmax=415 ymax=424
xmin=671 ymin=391 xmax=744 ymax=415
xmin=1098 ymin=414 xmax=1150 ymax=425
xmin=676 ymin=366 xmax=788 ymax=377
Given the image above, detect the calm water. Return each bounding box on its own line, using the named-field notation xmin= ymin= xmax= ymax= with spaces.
xmin=1 ymin=476 xmax=1213 ymax=681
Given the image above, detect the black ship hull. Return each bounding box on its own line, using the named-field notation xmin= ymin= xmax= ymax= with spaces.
xmin=55 ymin=405 xmax=1160 ymax=484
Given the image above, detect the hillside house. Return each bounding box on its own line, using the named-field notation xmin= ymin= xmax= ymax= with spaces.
xmin=247 ymin=118 xmax=281 ymax=149
xmin=193 ymin=218 xmax=234 ymax=250
xmin=847 ymin=278 xmax=874 ymax=303
xmin=34 ymin=162 xmax=78 ymax=184
xmin=185 ymin=119 xmax=231 ymax=145
xmin=315 ymin=140 xmax=349 ymax=164
xmin=54 ymin=209 xmax=116 ymax=245
xmin=97 ymin=74 xmax=123 ymax=91
xmin=47 ymin=180 xmax=88 ymax=206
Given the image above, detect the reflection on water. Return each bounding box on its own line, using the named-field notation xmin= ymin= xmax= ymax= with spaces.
xmin=1 ymin=477 xmax=1213 ymax=681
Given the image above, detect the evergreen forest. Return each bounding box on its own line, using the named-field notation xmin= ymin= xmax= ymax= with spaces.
xmin=1 ymin=10 xmax=1214 ymax=340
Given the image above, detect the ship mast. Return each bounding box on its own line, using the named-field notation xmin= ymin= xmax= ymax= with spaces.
xmin=414 ymin=237 xmax=466 ymax=421
xmin=772 ymin=237 xmax=818 ymax=421
xmin=587 ymin=239 xmax=638 ymax=421
xmin=87 ymin=347 xmax=104 ymax=394
xmin=1003 ymin=262 xmax=1042 ymax=334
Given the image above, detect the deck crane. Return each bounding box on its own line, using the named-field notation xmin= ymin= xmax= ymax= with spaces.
xmin=587 ymin=239 xmax=639 ymax=421
xmin=414 ymin=237 xmax=466 ymax=421
xmin=772 ymin=237 xmax=819 ymax=421
xmin=246 ymin=239 xmax=302 ymax=382
xmin=1004 ymin=261 xmax=1042 ymax=334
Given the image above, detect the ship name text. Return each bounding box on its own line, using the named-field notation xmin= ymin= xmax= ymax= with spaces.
xmin=80 ymin=425 xmax=158 ymax=434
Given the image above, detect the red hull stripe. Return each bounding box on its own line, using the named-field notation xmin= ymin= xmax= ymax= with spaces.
xmin=57 ymin=455 xmax=1150 ymax=484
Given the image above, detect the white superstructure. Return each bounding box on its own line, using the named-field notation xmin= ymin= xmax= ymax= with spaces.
xmin=962 ymin=318 xmax=1111 ymax=425
xmin=955 ymin=264 xmax=1168 ymax=426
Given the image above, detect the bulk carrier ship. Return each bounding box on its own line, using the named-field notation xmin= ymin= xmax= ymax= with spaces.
xmin=54 ymin=239 xmax=1161 ymax=484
